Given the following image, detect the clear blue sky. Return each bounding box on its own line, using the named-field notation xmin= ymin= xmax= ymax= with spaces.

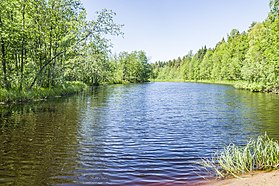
xmin=80 ymin=0 xmax=269 ymax=62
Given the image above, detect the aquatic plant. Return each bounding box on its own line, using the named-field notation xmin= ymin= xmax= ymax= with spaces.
xmin=202 ymin=133 xmax=279 ymax=178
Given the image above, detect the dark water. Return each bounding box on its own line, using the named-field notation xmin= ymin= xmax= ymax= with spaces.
xmin=1 ymin=82 xmax=279 ymax=186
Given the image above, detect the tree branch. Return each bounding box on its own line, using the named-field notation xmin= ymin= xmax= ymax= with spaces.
xmin=29 ymin=31 xmax=92 ymax=89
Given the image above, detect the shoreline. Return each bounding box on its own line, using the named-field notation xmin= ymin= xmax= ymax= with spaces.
xmin=0 ymin=81 xmax=88 ymax=105
xmin=150 ymin=79 xmax=236 ymax=85
xmin=202 ymin=170 xmax=279 ymax=186
xmin=150 ymin=79 xmax=279 ymax=94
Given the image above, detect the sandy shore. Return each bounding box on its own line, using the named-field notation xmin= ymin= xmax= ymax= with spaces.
xmin=202 ymin=170 xmax=279 ymax=186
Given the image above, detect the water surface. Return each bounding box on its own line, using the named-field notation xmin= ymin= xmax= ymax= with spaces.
xmin=1 ymin=82 xmax=279 ymax=185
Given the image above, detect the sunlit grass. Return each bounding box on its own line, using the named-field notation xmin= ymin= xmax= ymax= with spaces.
xmin=0 ymin=81 xmax=87 ymax=104
xmin=149 ymin=79 xmax=237 ymax=85
xmin=149 ymin=79 xmax=182 ymax=82
xmin=201 ymin=133 xmax=279 ymax=178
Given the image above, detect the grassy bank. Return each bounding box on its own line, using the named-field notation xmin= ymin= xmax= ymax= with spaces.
xmin=234 ymin=81 xmax=279 ymax=93
xmin=188 ymin=80 xmax=279 ymax=93
xmin=187 ymin=80 xmax=236 ymax=86
xmin=150 ymin=79 xmax=279 ymax=93
xmin=0 ymin=81 xmax=88 ymax=104
xmin=150 ymin=79 xmax=236 ymax=84
xmin=202 ymin=133 xmax=279 ymax=178
xmin=150 ymin=78 xmax=184 ymax=82
xmin=151 ymin=79 xmax=237 ymax=85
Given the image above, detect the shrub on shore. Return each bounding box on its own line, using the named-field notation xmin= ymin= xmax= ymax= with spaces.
xmin=234 ymin=82 xmax=279 ymax=93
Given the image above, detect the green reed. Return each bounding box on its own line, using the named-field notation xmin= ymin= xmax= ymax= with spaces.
xmin=202 ymin=133 xmax=279 ymax=178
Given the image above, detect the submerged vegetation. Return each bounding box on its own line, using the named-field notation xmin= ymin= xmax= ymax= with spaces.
xmin=202 ymin=134 xmax=279 ymax=178
xmin=0 ymin=0 xmax=151 ymax=103
xmin=151 ymin=0 xmax=279 ymax=93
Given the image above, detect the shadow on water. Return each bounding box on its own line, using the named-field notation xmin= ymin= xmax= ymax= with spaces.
xmin=0 ymin=83 xmax=279 ymax=185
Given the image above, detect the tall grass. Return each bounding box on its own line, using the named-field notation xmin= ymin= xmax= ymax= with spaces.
xmin=0 ymin=81 xmax=88 ymax=104
xmin=202 ymin=133 xmax=279 ymax=178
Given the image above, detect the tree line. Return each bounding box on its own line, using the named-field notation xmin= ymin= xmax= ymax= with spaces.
xmin=0 ymin=0 xmax=151 ymax=93
xmin=152 ymin=0 xmax=279 ymax=92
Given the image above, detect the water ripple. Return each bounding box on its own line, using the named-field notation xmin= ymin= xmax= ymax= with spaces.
xmin=1 ymin=83 xmax=279 ymax=185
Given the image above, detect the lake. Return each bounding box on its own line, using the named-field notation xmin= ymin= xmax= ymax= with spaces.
xmin=1 ymin=82 xmax=279 ymax=185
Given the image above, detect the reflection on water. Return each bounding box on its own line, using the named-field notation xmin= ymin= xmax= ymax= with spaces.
xmin=0 ymin=99 xmax=82 ymax=185
xmin=0 ymin=82 xmax=279 ymax=185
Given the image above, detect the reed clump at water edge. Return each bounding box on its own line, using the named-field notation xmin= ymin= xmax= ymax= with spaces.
xmin=0 ymin=81 xmax=88 ymax=104
xmin=201 ymin=133 xmax=279 ymax=178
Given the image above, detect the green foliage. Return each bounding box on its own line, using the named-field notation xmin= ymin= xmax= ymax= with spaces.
xmin=235 ymin=81 xmax=279 ymax=93
xmin=201 ymin=134 xmax=279 ymax=178
xmin=269 ymin=0 xmax=279 ymax=20
xmin=0 ymin=0 xmax=124 ymax=91
xmin=112 ymin=51 xmax=151 ymax=83
xmin=0 ymin=81 xmax=87 ymax=104
xmin=151 ymin=1 xmax=279 ymax=93
xmin=0 ymin=0 xmax=150 ymax=102
xmin=151 ymin=57 xmax=185 ymax=81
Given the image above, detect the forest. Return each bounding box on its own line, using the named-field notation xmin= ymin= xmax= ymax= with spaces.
xmin=152 ymin=0 xmax=279 ymax=93
xmin=0 ymin=0 xmax=151 ymax=102
xmin=1 ymin=0 xmax=279 ymax=103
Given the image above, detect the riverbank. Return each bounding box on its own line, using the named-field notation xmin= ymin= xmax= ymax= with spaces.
xmin=203 ymin=170 xmax=279 ymax=186
xmin=0 ymin=81 xmax=87 ymax=104
xmin=150 ymin=79 xmax=279 ymax=93
xmin=150 ymin=79 xmax=236 ymax=85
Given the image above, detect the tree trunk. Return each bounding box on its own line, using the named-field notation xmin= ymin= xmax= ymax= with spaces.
xmin=29 ymin=31 xmax=92 ymax=89
xmin=51 ymin=47 xmax=57 ymax=87
xmin=48 ymin=24 xmax=53 ymax=88
xmin=20 ymin=1 xmax=25 ymax=91
xmin=1 ymin=40 xmax=8 ymax=89
xmin=0 ymin=15 xmax=9 ymax=89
